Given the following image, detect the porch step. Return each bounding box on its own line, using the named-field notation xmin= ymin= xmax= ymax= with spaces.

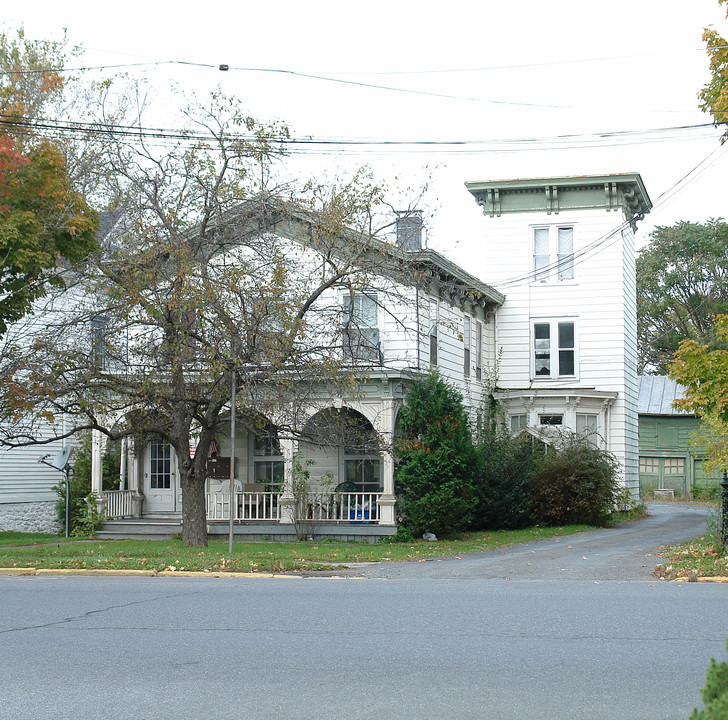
xmin=98 ymin=518 xmax=398 ymax=543
xmin=97 ymin=518 xmax=182 ymax=540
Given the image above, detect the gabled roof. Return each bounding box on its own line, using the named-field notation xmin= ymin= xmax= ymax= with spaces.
xmin=97 ymin=209 xmax=125 ymax=242
xmin=638 ymin=375 xmax=691 ymax=416
xmin=217 ymin=197 xmax=505 ymax=311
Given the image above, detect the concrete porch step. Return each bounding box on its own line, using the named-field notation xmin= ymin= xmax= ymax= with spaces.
xmin=97 ymin=518 xmax=182 ymax=540
xmin=98 ymin=518 xmax=397 ymax=542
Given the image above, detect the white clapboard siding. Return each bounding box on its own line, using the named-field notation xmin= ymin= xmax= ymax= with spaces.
xmin=469 ymin=204 xmax=639 ymax=486
xmin=0 ymin=424 xmax=71 ymax=503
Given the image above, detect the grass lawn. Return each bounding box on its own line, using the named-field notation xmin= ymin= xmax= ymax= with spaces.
xmin=0 ymin=531 xmax=71 ymax=546
xmin=0 ymin=525 xmax=594 ymax=573
xmin=654 ymin=532 xmax=728 ymax=580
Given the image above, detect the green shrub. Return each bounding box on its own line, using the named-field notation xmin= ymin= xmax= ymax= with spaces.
xmin=473 ymin=427 xmax=539 ymax=530
xmin=383 ymin=526 xmax=415 ymax=543
xmin=395 ymin=372 xmax=480 ymax=537
xmin=528 ymin=435 xmax=619 ymax=527
xmin=54 ymin=433 xmax=122 ymax=534
xmin=73 ymin=492 xmax=107 ymax=537
xmin=692 ymin=482 xmax=722 ymax=503
xmin=690 ymin=638 xmax=728 ymax=720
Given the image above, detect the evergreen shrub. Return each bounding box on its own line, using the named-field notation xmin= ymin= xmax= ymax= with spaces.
xmin=473 ymin=427 xmax=539 ymax=530
xmin=394 ymin=372 xmax=480 ymax=537
xmin=690 ymin=638 xmax=728 ymax=720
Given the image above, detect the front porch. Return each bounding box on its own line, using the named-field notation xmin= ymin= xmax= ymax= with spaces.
xmin=99 ymin=488 xmax=397 ymax=542
xmin=91 ymin=393 xmax=403 ymax=541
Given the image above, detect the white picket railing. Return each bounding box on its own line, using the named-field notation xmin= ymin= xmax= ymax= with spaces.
xmin=102 ymin=490 xmax=134 ymax=519
xmin=206 ymin=491 xmax=280 ymax=521
xmin=204 ymin=491 xmax=382 ymax=523
xmin=307 ymin=492 xmax=381 ymax=522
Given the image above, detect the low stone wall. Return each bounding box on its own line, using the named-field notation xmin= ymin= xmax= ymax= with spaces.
xmin=0 ymin=501 xmax=60 ymax=534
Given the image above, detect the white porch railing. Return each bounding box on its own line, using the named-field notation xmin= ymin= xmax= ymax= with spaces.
xmin=301 ymin=492 xmax=381 ymax=523
xmin=102 ymin=490 xmax=135 ymax=519
xmin=204 ymin=491 xmax=382 ymax=523
xmin=206 ymin=491 xmax=280 ymax=521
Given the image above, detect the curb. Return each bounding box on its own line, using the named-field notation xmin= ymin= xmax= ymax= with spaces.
xmin=0 ymin=567 xmax=360 ymax=579
xmin=673 ymin=576 xmax=728 ymax=583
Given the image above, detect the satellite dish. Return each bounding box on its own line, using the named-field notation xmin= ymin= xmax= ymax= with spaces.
xmin=49 ymin=446 xmax=72 ymax=471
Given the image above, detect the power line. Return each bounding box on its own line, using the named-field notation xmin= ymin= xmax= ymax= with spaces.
xmin=5 ymin=44 xmax=727 ymax=77
xmin=1 ymin=114 xmax=722 ymax=156
xmin=5 ymin=43 xmax=727 ymax=110
xmin=491 ymin=143 xmax=728 ymax=290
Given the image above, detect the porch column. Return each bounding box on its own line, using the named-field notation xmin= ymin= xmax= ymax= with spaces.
xmin=127 ymin=437 xmax=144 ymax=517
xmin=91 ymin=430 xmax=105 ymax=495
xmin=278 ymin=437 xmax=298 ymax=524
xmin=377 ymin=398 xmax=397 ymax=526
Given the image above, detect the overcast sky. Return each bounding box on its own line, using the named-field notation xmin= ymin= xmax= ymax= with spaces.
xmin=4 ymin=0 xmax=728 ymax=263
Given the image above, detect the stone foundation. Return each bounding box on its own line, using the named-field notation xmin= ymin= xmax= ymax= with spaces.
xmin=0 ymin=502 xmax=60 ymax=534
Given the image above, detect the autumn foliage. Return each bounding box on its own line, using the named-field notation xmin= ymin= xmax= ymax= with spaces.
xmin=700 ymin=0 xmax=728 ymax=142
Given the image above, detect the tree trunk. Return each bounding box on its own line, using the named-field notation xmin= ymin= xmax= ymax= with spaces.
xmin=181 ymin=468 xmax=208 ymax=546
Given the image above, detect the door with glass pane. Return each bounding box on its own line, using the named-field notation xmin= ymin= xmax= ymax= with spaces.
xmin=639 ymin=456 xmax=687 ymax=496
xmin=144 ymin=438 xmax=178 ymax=512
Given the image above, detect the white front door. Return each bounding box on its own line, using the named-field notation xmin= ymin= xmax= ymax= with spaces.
xmin=143 ymin=439 xmax=179 ymax=513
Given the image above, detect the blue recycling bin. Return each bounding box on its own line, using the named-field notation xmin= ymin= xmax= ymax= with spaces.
xmin=349 ymin=504 xmax=371 ymax=522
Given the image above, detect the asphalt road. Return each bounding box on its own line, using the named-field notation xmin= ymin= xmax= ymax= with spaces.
xmin=0 ymin=502 xmax=725 ymax=720
xmin=343 ymin=501 xmax=714 ymax=581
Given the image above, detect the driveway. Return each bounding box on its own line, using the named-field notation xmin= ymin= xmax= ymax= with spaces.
xmin=346 ymin=501 xmax=712 ymax=581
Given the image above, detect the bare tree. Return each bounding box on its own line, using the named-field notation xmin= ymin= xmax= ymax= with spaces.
xmin=0 ymin=90 xmax=423 ymax=546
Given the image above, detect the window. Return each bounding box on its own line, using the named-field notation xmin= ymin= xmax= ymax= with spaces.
xmin=463 ymin=315 xmax=470 ymax=377
xmin=475 ymin=320 xmax=483 ymax=380
xmin=90 ymin=316 xmax=109 ymax=370
xmin=343 ymin=293 xmax=380 ymax=363
xmin=510 ymin=414 xmax=527 ymax=433
xmin=344 ymin=458 xmax=381 ymax=493
xmin=150 ymin=439 xmax=172 ymax=489
xmin=341 ymin=410 xmax=381 ymax=493
xmin=576 ymin=413 xmax=598 ymax=446
xmin=664 ymin=458 xmax=685 ymax=475
xmin=640 ymin=457 xmax=660 ymax=474
xmin=253 ymin=431 xmax=284 ymax=488
xmin=539 ymin=415 xmax=563 ymax=426
xmin=532 ymin=320 xmax=576 ymax=379
xmin=557 ymin=228 xmax=574 ymax=280
xmin=533 ymin=226 xmax=574 ymax=282
xmin=429 ymin=299 xmax=439 ymax=366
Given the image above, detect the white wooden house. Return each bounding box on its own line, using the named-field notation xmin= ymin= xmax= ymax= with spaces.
xmin=465 ymin=173 xmax=652 ymax=493
xmin=0 ymin=172 xmax=651 ymax=535
xmin=91 ymin=211 xmax=505 ymax=540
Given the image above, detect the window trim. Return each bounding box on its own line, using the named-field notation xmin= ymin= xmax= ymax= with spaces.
xmin=532 ymin=224 xmax=575 ymax=283
xmin=342 ymin=292 xmax=381 ymax=364
xmin=475 ymin=320 xmax=483 ymax=380
xmin=531 ymin=318 xmax=578 ymax=380
xmin=463 ymin=315 xmax=471 ymax=378
xmin=429 ymin=298 xmax=439 ymax=367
